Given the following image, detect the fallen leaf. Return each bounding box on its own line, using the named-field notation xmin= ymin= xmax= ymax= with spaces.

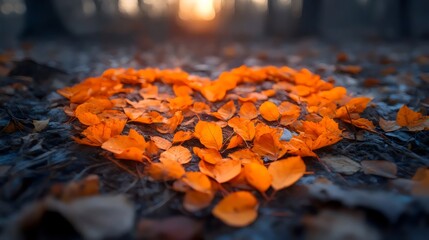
xmin=184 ymin=190 xmax=214 ymax=212
xmin=379 ymin=118 xmax=401 ymax=132
xmin=227 ymin=117 xmax=255 ymax=141
xmin=148 ymin=158 xmax=186 ymax=181
xmin=101 ymin=129 xmax=147 ymax=162
xmin=239 ymin=102 xmax=258 ymax=119
xmin=268 ymin=156 xmax=306 ymax=190
xmin=252 ymin=133 xmax=287 ymax=160
xmin=212 ymin=191 xmax=258 ymax=227
xmin=193 ymin=147 xmax=222 ymax=164
xmin=150 ymin=136 xmax=172 ymax=150
xmin=226 ymin=135 xmax=244 ymax=149
xmin=182 ymin=171 xmax=212 ymax=193
xmin=32 ymin=119 xmax=50 ymax=132
xmin=211 ymin=100 xmax=236 ymax=120
xmin=259 ymin=101 xmax=280 ymax=121
xmin=396 ymin=105 xmax=428 ymax=131
xmin=160 ymin=146 xmax=192 ymax=164
xmin=361 ymin=160 xmax=397 ymax=178
xmin=199 ymin=158 xmax=241 ymax=183
xmin=172 ymin=131 xmax=193 ymax=143
xmin=229 ymin=149 xmax=263 ymax=165
xmin=194 ymin=121 xmax=223 ymax=150
xmin=320 ymin=155 xmax=361 ymax=175
xmin=243 ymin=163 xmax=272 ymax=192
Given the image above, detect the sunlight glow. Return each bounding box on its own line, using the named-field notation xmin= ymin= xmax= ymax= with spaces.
xmin=118 ymin=0 xmax=139 ymax=16
xmin=251 ymin=0 xmax=267 ymax=12
xmin=179 ymin=0 xmax=219 ymax=21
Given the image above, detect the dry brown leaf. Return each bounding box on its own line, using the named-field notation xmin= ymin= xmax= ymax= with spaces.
xmin=361 ymin=160 xmax=397 ymax=179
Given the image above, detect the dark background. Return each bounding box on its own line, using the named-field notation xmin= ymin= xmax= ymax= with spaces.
xmin=1 ymin=0 xmax=429 ymax=48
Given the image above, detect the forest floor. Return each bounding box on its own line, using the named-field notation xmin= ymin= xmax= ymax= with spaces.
xmin=0 ymin=38 xmax=429 ymax=240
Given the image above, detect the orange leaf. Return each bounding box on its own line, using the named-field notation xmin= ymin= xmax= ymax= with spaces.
xmin=199 ymin=158 xmax=241 ymax=183
xmin=239 ymin=102 xmax=258 ymax=120
xmin=194 ymin=121 xmax=223 ymax=150
xmin=298 ymin=117 xmax=342 ymax=150
xmin=173 ymin=84 xmax=193 ymax=97
xmin=156 ymin=111 xmax=184 ymax=133
xmin=344 ymin=117 xmax=376 ymax=132
xmin=190 ymin=102 xmax=211 ymax=114
xmin=227 ymin=117 xmax=255 ymax=141
xmin=226 ymin=135 xmax=244 ymax=150
xmin=212 ymin=191 xmax=258 ymax=227
xmin=282 ymin=137 xmax=316 ymax=157
xmin=229 ymin=149 xmax=263 ymax=165
xmin=268 ymin=156 xmax=306 ymax=190
xmin=243 ymin=163 xmax=272 ymax=192
xmin=150 ymin=136 xmax=172 ymax=150
xmin=160 ymin=146 xmax=192 ymax=164
xmin=139 ymin=84 xmax=158 ymax=99
xmin=101 ymin=129 xmax=147 ymax=162
xmin=173 ymin=131 xmax=193 ymax=143
xmin=259 ymin=101 xmax=280 ymax=121
xmin=211 ymin=100 xmax=236 ymax=121
xmin=75 ymin=98 xmax=113 ymax=125
xmin=193 ymin=147 xmax=222 ymax=164
xmin=184 ymin=190 xmax=214 ymax=212
xmin=124 ymin=108 xmax=164 ymax=124
xmin=278 ymin=101 xmax=300 ymax=126
xmin=168 ymin=95 xmax=193 ymax=110
xmin=396 ymin=105 xmax=428 ymax=131
xmin=336 ymin=97 xmax=371 ymax=119
xmin=74 ymin=119 xmax=126 ymax=146
xmin=148 ymin=159 xmax=186 ymax=181
xmin=252 ymin=133 xmax=286 ymax=161
xmin=182 ymin=172 xmax=212 ymax=193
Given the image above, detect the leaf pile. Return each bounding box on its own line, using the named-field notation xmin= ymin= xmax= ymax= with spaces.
xmin=58 ymin=66 xmax=428 ymax=227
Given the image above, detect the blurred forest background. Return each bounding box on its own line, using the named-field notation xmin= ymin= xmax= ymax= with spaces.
xmin=0 ymin=0 xmax=428 ymax=47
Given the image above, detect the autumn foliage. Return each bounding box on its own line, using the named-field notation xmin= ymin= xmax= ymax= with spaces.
xmin=58 ymin=66 xmax=428 ymax=227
